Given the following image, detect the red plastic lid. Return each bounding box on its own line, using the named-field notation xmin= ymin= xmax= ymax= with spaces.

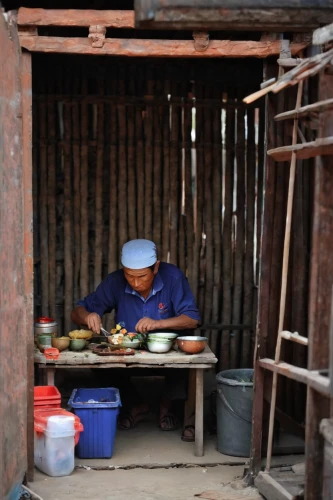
xmin=34 ymin=385 xmax=61 ymax=401
xmin=34 ymin=408 xmax=83 ymax=434
xmin=35 ymin=316 xmax=55 ymax=323
xmin=44 ymin=348 xmax=60 ymax=360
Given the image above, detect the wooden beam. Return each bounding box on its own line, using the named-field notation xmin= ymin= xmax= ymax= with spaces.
xmin=259 ymin=358 xmax=330 ymax=396
xmin=274 ymin=98 xmax=333 ymax=122
xmin=18 ymin=8 xmax=135 ymax=28
xmin=267 ymin=136 xmax=333 ymax=162
xmin=313 ymin=22 xmax=333 ymax=45
xmin=255 ymin=472 xmax=293 ymax=500
xmin=18 ymin=35 xmax=308 ymax=58
xmin=135 ymin=1 xmax=333 ymax=31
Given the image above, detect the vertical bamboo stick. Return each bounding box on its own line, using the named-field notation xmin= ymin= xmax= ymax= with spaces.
xmin=230 ymin=99 xmax=245 ymax=368
xmin=211 ymin=85 xmax=223 ymax=355
xmin=135 ymin=69 xmax=145 ymax=240
xmin=153 ymin=79 xmax=163 ymax=249
xmin=144 ymin=73 xmax=154 ymax=241
xmin=192 ymin=83 xmax=204 ymax=306
xmin=72 ymin=76 xmax=81 ymax=304
xmin=80 ymin=77 xmax=89 ymax=297
xmin=94 ymin=80 xmax=104 ymax=289
xmin=169 ymin=81 xmax=181 ymax=266
xmin=63 ymin=77 xmax=73 ymax=334
xmin=108 ymin=77 xmax=119 ymax=272
xmin=161 ymin=79 xmax=170 ymax=262
xmin=220 ymin=89 xmax=235 ymax=370
xmin=47 ymin=77 xmax=57 ymax=319
xmin=203 ymin=87 xmax=214 ymax=346
xmin=117 ymin=70 xmax=128 ymax=248
xmin=242 ymin=106 xmax=256 ymax=367
xmin=127 ymin=67 xmax=137 ymax=241
xmin=184 ymin=96 xmax=194 ymax=289
xmin=39 ymin=80 xmax=49 ymax=316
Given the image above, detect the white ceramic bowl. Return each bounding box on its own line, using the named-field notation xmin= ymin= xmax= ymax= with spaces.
xmin=147 ymin=339 xmax=173 ymax=353
xmin=148 ymin=332 xmax=178 ymax=341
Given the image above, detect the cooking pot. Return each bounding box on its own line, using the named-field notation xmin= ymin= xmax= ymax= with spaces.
xmin=34 ymin=317 xmax=58 ymax=337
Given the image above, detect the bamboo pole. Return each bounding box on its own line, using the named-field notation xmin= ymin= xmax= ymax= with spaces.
xmin=153 ymin=78 xmax=163 ymax=249
xmin=161 ymin=79 xmax=171 ymax=262
xmin=211 ymin=85 xmax=223 ymax=356
xmin=63 ymin=76 xmax=73 ymax=334
xmin=183 ymin=96 xmax=194 ymax=289
xmin=169 ymin=80 xmax=180 ymax=266
xmin=144 ymin=73 xmax=154 ymax=242
xmin=72 ymin=76 xmax=81 ymax=304
xmin=108 ymin=77 xmax=119 ymax=272
xmin=178 ymin=81 xmax=186 ymax=273
xmin=231 ymin=97 xmax=245 ymax=369
xmin=242 ymin=106 xmax=256 ymax=367
xmin=94 ymin=80 xmax=104 ymax=289
xmin=39 ymin=79 xmax=49 ymax=316
xmin=80 ymin=77 xmax=89 ymax=297
xmin=127 ymin=76 xmax=137 ymax=241
xmin=220 ymin=89 xmax=235 ymax=370
xmin=135 ymin=69 xmax=145 ymax=240
xmin=47 ymin=76 xmax=57 ymax=319
xmin=203 ymin=85 xmax=214 ymax=347
xmin=266 ymin=80 xmax=304 ymax=472
xmin=192 ymin=83 xmax=204 ymax=306
xmin=117 ymin=68 xmax=128 ymax=248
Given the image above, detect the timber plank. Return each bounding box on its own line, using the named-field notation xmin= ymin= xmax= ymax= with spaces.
xmin=274 ymin=98 xmax=333 ymax=121
xmin=18 ymin=36 xmax=307 ymax=58
xmin=267 ymin=136 xmax=333 ymax=162
xmin=255 ymin=472 xmax=293 ymax=500
xmin=18 ymin=8 xmax=135 ymax=28
xmin=34 ymin=346 xmax=217 ymax=366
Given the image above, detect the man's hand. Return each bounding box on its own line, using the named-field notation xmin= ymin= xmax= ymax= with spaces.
xmin=135 ymin=317 xmax=159 ymax=333
xmin=87 ymin=312 xmax=102 ymax=333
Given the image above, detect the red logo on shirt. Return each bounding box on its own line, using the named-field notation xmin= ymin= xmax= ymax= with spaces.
xmin=158 ymin=303 xmax=164 ymax=310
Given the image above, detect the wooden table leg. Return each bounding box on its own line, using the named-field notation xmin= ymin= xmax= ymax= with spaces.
xmin=195 ymin=368 xmax=204 ymax=457
xmin=46 ymin=367 xmax=56 ymax=386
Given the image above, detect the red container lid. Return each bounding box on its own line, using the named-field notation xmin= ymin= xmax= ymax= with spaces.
xmin=34 ymin=385 xmax=61 ymax=401
xmin=35 ymin=316 xmax=55 ymax=323
xmin=34 ymin=408 xmax=83 ymax=444
xmin=44 ymin=348 xmax=60 ymax=360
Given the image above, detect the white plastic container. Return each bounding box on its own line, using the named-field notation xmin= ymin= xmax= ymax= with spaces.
xmin=34 ymin=415 xmax=75 ymax=477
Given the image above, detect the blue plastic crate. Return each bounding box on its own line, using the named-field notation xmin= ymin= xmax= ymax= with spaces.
xmin=68 ymin=388 xmax=121 ymax=459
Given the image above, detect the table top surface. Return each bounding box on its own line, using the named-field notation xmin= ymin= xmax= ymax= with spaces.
xmin=34 ymin=346 xmax=218 ymax=366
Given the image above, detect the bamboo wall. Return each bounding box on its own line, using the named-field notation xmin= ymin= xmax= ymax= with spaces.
xmin=32 ymin=55 xmax=264 ymax=370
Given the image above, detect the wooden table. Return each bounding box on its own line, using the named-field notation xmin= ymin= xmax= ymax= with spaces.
xmin=34 ymin=346 xmax=217 ymax=457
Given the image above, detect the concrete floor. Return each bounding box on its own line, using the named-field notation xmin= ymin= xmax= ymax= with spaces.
xmin=29 ymin=423 xmax=304 ymax=500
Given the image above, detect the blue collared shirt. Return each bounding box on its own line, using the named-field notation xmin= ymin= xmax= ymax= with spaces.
xmin=76 ymin=262 xmax=200 ymax=332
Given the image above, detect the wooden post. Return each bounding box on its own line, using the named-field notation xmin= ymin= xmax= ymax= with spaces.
xmin=143 ymin=74 xmax=154 ymax=242
xmin=117 ymin=70 xmax=128 ymax=249
xmin=195 ymin=368 xmax=204 ymax=457
xmin=305 ymin=70 xmax=333 ymax=500
xmin=72 ymin=76 xmax=81 ymax=303
xmin=161 ymin=79 xmax=170 ymax=261
xmin=94 ymin=81 xmax=105 ymax=289
xmin=80 ymin=78 xmax=89 ymax=297
xmin=108 ymin=78 xmax=119 ymax=273
xmin=21 ymin=49 xmax=34 ymax=483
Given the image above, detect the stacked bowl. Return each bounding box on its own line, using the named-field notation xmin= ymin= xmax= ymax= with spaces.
xmin=147 ymin=333 xmax=178 ymax=353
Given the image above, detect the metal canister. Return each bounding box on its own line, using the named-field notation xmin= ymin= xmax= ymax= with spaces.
xmin=34 ymin=317 xmax=58 ymax=337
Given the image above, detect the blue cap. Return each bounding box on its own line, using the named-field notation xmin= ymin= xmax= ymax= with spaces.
xmin=121 ymin=239 xmax=157 ymax=269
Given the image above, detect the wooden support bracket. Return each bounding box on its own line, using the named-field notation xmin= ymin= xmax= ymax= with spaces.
xmin=88 ymin=25 xmax=106 ymax=48
xmin=193 ymin=31 xmax=209 ymax=52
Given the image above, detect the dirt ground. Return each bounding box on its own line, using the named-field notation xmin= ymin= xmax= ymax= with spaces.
xmin=30 ymin=465 xmax=263 ymax=500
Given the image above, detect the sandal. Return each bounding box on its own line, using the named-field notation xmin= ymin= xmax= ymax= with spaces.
xmin=181 ymin=425 xmax=195 ymax=442
xmin=159 ymin=412 xmax=180 ymax=431
xmin=118 ymin=406 xmax=149 ymax=430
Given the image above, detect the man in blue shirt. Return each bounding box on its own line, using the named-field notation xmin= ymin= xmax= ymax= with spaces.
xmin=71 ymin=239 xmax=200 ymax=441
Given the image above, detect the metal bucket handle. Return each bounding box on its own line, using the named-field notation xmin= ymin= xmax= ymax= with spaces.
xmin=218 ymin=387 xmax=252 ymax=424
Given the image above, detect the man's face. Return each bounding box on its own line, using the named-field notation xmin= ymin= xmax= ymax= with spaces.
xmin=123 ymin=261 xmax=160 ymax=296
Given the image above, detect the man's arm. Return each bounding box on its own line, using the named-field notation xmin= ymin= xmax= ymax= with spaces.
xmin=135 ymin=314 xmax=198 ymax=333
xmin=71 ymin=306 xmax=102 ymax=333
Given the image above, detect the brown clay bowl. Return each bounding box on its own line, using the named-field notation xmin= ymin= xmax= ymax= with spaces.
xmin=52 ymin=337 xmax=70 ymax=351
xmin=176 ymin=336 xmax=208 ymax=354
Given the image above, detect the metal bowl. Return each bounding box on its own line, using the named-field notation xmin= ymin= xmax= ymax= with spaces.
xmin=148 ymin=332 xmax=178 ymax=341
xmin=176 ymin=336 xmax=208 ymax=354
